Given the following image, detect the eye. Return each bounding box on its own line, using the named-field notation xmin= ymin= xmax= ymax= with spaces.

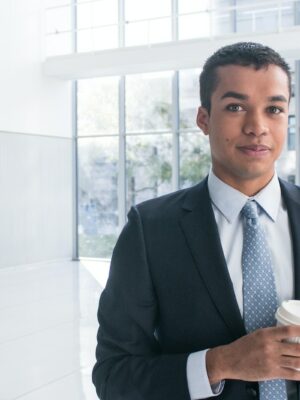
xmin=267 ymin=106 xmax=283 ymax=114
xmin=226 ymin=104 xmax=243 ymax=112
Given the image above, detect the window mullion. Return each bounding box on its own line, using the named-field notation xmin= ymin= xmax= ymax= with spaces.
xmin=172 ymin=71 xmax=180 ymax=191
xmin=295 ymin=61 xmax=300 ymax=185
xmin=118 ymin=0 xmax=125 ymax=47
xmin=118 ymin=76 xmax=126 ymax=231
xmin=171 ymin=0 xmax=179 ymax=41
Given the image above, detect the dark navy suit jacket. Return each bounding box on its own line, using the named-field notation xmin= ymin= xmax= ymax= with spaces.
xmin=92 ymin=177 xmax=300 ymax=400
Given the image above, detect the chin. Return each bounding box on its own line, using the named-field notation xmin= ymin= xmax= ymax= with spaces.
xmin=235 ymin=168 xmax=274 ymax=181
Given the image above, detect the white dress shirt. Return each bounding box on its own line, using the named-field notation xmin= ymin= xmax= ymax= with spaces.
xmin=186 ymin=170 xmax=294 ymax=399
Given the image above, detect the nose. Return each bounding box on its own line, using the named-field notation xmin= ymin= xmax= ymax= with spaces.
xmin=242 ymin=111 xmax=269 ymax=136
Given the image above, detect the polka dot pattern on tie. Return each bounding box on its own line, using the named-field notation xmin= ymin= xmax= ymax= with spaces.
xmin=242 ymin=200 xmax=287 ymax=400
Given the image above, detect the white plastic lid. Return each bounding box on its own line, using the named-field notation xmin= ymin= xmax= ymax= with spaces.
xmin=276 ymin=300 xmax=300 ymax=325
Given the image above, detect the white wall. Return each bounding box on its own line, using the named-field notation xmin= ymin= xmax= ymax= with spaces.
xmin=0 ymin=0 xmax=73 ymax=268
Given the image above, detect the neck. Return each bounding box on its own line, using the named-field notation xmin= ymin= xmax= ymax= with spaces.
xmin=212 ymin=170 xmax=275 ymax=197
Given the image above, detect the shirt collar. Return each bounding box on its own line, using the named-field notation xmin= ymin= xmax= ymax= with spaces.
xmin=207 ymin=169 xmax=281 ymax=223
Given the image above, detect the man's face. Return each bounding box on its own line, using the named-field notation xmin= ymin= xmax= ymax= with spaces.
xmin=197 ymin=64 xmax=289 ymax=194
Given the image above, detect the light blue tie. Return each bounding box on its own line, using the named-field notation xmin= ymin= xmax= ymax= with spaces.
xmin=242 ymin=200 xmax=287 ymax=400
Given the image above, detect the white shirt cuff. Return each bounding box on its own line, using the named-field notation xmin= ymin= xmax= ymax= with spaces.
xmin=186 ymin=350 xmax=224 ymax=399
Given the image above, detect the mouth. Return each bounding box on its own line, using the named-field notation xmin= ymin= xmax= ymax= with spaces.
xmin=237 ymin=144 xmax=271 ymax=157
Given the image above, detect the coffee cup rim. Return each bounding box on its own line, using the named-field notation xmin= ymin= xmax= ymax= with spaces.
xmin=276 ymin=300 xmax=300 ymax=325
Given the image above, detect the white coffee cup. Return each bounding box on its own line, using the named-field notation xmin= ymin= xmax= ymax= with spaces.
xmin=275 ymin=300 xmax=300 ymax=344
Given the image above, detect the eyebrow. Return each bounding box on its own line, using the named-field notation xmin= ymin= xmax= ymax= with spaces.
xmin=220 ymin=91 xmax=288 ymax=103
xmin=220 ymin=91 xmax=248 ymax=100
xmin=267 ymin=95 xmax=288 ymax=103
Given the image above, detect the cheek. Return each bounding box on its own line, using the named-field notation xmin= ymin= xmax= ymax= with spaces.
xmin=208 ymin=121 xmax=235 ymax=149
xmin=220 ymin=135 xmax=234 ymax=146
xmin=273 ymin=129 xmax=287 ymax=148
xmin=210 ymin=133 xmax=232 ymax=148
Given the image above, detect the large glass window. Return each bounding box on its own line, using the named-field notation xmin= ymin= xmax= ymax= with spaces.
xmin=77 ymin=77 xmax=119 ymax=136
xmin=179 ymin=69 xmax=211 ymax=188
xmin=125 ymin=0 xmax=171 ymax=46
xmin=276 ymin=61 xmax=296 ymax=183
xmin=178 ymin=0 xmax=211 ymax=40
xmin=126 ymin=72 xmax=173 ymax=132
xmin=180 ymin=132 xmax=211 ymax=189
xmin=179 ymin=69 xmax=201 ymax=129
xmin=126 ymin=134 xmax=173 ymax=211
xmin=45 ymin=0 xmax=300 ymax=56
xmin=78 ymin=137 xmax=118 ymax=258
xmin=76 ymin=0 xmax=118 ymax=52
xmin=45 ymin=3 xmax=73 ymax=56
xmin=125 ymin=72 xmax=173 ymax=211
xmin=77 ymin=76 xmax=119 ymax=257
xmin=288 ymin=115 xmax=296 ymax=151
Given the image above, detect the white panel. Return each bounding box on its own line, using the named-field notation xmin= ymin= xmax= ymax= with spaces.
xmin=0 ymin=132 xmax=73 ymax=268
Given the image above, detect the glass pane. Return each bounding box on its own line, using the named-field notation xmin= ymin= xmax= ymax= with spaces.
xmin=125 ymin=18 xmax=172 ymax=46
xmin=254 ymin=11 xmax=278 ymax=33
xmin=77 ymin=0 xmax=118 ymax=29
xmin=126 ymin=134 xmax=173 ymax=210
xmin=235 ymin=10 xmax=254 ymax=33
xmin=126 ymin=72 xmax=173 ymax=132
xmin=78 ymin=137 xmax=118 ymax=258
xmin=295 ymin=1 xmax=300 ymax=26
xmin=288 ymin=116 xmax=296 ymax=151
xmin=236 ymin=4 xmax=279 ymax=34
xmin=215 ymin=0 xmax=234 ymax=6
xmin=178 ymin=0 xmax=211 ymax=14
xmin=277 ymin=145 xmax=296 ymax=183
xmin=77 ymin=26 xmax=118 ymax=52
xmin=281 ymin=3 xmax=297 ymax=28
xmin=77 ymin=29 xmax=93 ymax=52
xmin=277 ymin=60 xmax=296 ymax=183
xmin=45 ymin=0 xmax=69 ymax=6
xmin=179 ymin=12 xmax=211 ymax=40
xmin=77 ymin=3 xmax=93 ymax=29
xmin=126 ymin=0 xmax=171 ymax=21
xmin=180 ymin=132 xmax=211 ymax=189
xmin=46 ymin=32 xmax=73 ymax=57
xmin=46 ymin=5 xmax=72 ymax=34
xmin=179 ymin=69 xmax=201 ymax=129
xmin=77 ymin=77 xmax=119 ymax=136
xmin=236 ymin=0 xmax=266 ymax=5
xmin=214 ymin=11 xmax=235 ymax=35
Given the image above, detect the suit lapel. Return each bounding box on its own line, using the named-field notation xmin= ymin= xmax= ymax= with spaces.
xmin=280 ymin=180 xmax=300 ymax=300
xmin=180 ymin=179 xmax=246 ymax=340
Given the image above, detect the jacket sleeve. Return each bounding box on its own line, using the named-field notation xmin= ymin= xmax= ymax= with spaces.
xmin=92 ymin=206 xmax=191 ymax=400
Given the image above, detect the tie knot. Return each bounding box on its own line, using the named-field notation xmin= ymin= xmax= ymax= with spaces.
xmin=241 ymin=200 xmax=259 ymax=220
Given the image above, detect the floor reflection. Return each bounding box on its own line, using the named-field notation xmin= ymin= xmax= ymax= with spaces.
xmin=0 ymin=259 xmax=109 ymax=400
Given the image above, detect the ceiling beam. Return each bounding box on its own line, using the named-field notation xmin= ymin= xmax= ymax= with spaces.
xmin=43 ymin=29 xmax=300 ymax=80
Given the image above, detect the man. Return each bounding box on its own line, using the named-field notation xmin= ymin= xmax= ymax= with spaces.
xmin=92 ymin=42 xmax=300 ymax=400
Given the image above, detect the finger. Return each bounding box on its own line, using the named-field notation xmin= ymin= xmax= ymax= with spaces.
xmin=279 ymin=342 xmax=300 ymax=357
xmin=281 ymin=355 xmax=300 ymax=370
xmin=272 ymin=325 xmax=300 ymax=341
xmin=280 ymin=366 xmax=300 ymax=381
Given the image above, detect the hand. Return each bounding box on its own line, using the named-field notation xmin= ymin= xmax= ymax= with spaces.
xmin=206 ymin=325 xmax=300 ymax=384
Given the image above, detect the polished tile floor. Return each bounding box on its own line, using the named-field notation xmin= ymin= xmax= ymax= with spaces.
xmin=0 ymin=259 xmax=109 ymax=400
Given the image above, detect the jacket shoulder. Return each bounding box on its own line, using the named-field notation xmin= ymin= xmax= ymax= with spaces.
xmin=279 ymin=178 xmax=300 ymax=202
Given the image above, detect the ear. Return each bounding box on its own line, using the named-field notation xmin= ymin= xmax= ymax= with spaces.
xmin=196 ymin=106 xmax=210 ymax=135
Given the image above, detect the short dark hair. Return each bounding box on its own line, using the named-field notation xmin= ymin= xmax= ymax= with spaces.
xmin=199 ymin=42 xmax=291 ymax=114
